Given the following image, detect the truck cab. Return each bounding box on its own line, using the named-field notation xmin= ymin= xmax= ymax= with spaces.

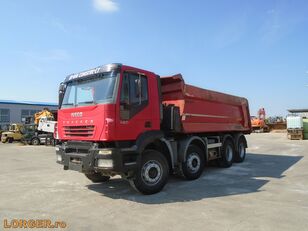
xmin=57 ymin=64 xmax=161 ymax=142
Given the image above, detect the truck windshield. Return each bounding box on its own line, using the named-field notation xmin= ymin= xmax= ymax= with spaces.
xmin=61 ymin=72 xmax=118 ymax=108
xmin=24 ymin=125 xmax=36 ymax=132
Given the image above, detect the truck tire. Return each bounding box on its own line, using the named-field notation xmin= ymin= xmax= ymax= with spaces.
xmin=31 ymin=138 xmax=40 ymax=145
xmin=129 ymin=149 xmax=169 ymax=195
xmin=234 ymin=137 xmax=246 ymax=163
xmin=218 ymin=138 xmax=234 ymax=168
xmin=85 ymin=172 xmax=110 ymax=183
xmin=8 ymin=137 xmax=13 ymax=143
xmin=179 ymin=145 xmax=205 ymax=180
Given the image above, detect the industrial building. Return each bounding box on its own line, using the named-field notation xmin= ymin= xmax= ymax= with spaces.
xmin=0 ymin=100 xmax=57 ymax=129
xmin=288 ymin=109 xmax=308 ymax=118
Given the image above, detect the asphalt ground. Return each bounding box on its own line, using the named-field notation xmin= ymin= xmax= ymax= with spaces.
xmin=0 ymin=133 xmax=307 ymax=231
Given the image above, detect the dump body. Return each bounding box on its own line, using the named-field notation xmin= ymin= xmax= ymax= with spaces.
xmin=161 ymin=74 xmax=251 ymax=134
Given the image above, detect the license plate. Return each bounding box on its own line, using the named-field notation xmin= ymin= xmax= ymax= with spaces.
xmin=69 ymin=162 xmax=82 ymax=172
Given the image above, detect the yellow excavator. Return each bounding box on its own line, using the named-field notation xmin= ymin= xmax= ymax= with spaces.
xmin=34 ymin=108 xmax=54 ymax=125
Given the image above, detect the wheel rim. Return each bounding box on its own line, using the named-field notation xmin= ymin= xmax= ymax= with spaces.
xmin=141 ymin=160 xmax=163 ymax=185
xmin=187 ymin=153 xmax=201 ymax=173
xmin=239 ymin=143 xmax=245 ymax=158
xmin=33 ymin=139 xmax=39 ymax=145
xmin=226 ymin=145 xmax=233 ymax=162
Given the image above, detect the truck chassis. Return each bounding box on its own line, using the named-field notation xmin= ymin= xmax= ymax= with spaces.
xmin=56 ymin=132 xmax=247 ymax=194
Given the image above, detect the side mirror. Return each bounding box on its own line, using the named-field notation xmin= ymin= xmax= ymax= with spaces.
xmin=58 ymin=83 xmax=66 ymax=109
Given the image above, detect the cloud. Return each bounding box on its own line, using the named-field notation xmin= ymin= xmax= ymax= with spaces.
xmin=209 ymin=13 xmax=247 ymax=49
xmin=93 ymin=0 xmax=119 ymax=12
xmin=51 ymin=19 xmax=68 ymax=33
xmin=21 ymin=49 xmax=71 ymax=73
xmin=260 ymin=2 xmax=307 ymax=45
xmin=260 ymin=8 xmax=282 ymax=44
xmin=22 ymin=49 xmax=71 ymax=62
xmin=45 ymin=49 xmax=71 ymax=61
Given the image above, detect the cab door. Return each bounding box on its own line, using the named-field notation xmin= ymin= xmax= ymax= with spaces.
xmin=116 ymin=71 xmax=152 ymax=140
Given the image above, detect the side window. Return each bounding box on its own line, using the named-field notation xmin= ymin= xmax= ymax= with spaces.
xmin=129 ymin=74 xmax=140 ymax=104
xmin=141 ymin=76 xmax=148 ymax=102
xmin=21 ymin=109 xmax=40 ymax=123
xmin=0 ymin=109 xmax=10 ymax=123
xmin=120 ymin=72 xmax=149 ymax=120
xmin=128 ymin=73 xmax=148 ymax=105
xmin=120 ymin=73 xmax=129 ymax=105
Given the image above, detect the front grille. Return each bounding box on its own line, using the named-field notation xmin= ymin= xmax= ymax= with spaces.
xmin=65 ymin=148 xmax=89 ymax=154
xmin=64 ymin=125 xmax=95 ymax=137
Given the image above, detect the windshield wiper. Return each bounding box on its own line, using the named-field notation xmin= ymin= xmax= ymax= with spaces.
xmin=78 ymin=100 xmax=96 ymax=105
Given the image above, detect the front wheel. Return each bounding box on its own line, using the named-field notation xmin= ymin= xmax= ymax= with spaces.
xmin=31 ymin=137 xmax=40 ymax=145
xmin=130 ymin=149 xmax=169 ymax=195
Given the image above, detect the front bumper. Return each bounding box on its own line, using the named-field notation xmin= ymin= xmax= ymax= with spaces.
xmin=56 ymin=141 xmax=138 ymax=174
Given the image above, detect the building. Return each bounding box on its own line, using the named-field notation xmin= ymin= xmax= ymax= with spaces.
xmin=0 ymin=100 xmax=58 ymax=129
xmin=288 ymin=109 xmax=308 ymax=118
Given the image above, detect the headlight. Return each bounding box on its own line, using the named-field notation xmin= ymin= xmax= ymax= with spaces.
xmin=97 ymin=159 xmax=113 ymax=168
xmin=57 ymin=154 xmax=62 ymax=162
xmin=98 ymin=150 xmax=112 ymax=155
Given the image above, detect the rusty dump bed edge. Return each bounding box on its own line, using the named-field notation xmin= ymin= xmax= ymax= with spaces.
xmin=160 ymin=74 xmax=252 ymax=134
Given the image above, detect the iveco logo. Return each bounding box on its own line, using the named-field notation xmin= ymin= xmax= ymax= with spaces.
xmin=71 ymin=112 xmax=83 ymax=117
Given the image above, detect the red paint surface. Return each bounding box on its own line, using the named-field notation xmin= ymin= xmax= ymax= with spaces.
xmin=161 ymin=74 xmax=251 ymax=134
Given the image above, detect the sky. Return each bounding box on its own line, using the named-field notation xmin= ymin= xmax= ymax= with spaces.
xmin=1 ymin=0 xmax=308 ymax=116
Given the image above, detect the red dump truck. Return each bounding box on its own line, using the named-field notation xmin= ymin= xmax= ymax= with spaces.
xmin=55 ymin=64 xmax=251 ymax=194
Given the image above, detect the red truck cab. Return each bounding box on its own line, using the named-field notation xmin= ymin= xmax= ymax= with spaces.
xmin=57 ymin=64 xmax=161 ymax=142
xmin=56 ymin=63 xmax=251 ymax=194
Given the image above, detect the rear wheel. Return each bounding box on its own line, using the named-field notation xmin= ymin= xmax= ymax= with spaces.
xmin=31 ymin=137 xmax=40 ymax=145
xmin=234 ymin=137 xmax=246 ymax=163
xmin=180 ymin=145 xmax=205 ymax=180
xmin=218 ymin=138 xmax=234 ymax=168
xmin=129 ymin=149 xmax=169 ymax=195
xmin=85 ymin=172 xmax=110 ymax=183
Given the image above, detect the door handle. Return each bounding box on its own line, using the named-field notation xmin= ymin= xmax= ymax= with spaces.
xmin=145 ymin=121 xmax=152 ymax=128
